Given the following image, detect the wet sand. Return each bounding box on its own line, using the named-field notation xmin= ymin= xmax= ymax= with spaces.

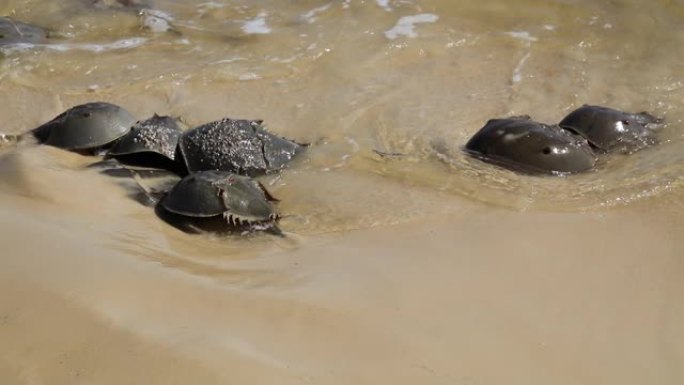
xmin=1 ymin=188 xmax=682 ymax=384
xmin=1 ymin=0 xmax=683 ymax=384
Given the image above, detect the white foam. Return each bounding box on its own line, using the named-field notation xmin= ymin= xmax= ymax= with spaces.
xmin=62 ymin=38 xmax=148 ymax=52
xmin=209 ymin=57 xmax=245 ymax=65
xmin=384 ymin=13 xmax=439 ymax=40
xmin=376 ymin=0 xmax=392 ymax=11
xmin=239 ymin=73 xmax=260 ymax=81
xmin=1 ymin=37 xmax=148 ymax=54
xmin=511 ymin=52 xmax=531 ymax=83
xmin=197 ymin=1 xmax=223 ymax=9
xmin=301 ymin=4 xmax=332 ymax=23
xmin=242 ymin=12 xmax=271 ymax=35
xmin=505 ymin=31 xmax=538 ymax=42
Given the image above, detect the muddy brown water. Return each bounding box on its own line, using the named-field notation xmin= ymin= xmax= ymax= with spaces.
xmin=0 ymin=1 xmax=683 ymax=384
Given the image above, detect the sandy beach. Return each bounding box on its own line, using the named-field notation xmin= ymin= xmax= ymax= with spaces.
xmin=1 ymin=0 xmax=683 ymax=384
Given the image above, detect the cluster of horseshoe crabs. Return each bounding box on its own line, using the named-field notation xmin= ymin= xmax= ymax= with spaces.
xmin=0 ymin=100 xmax=667 ymax=235
xmin=464 ymin=105 xmax=664 ymax=175
xmin=1 ymin=102 xmax=305 ymax=235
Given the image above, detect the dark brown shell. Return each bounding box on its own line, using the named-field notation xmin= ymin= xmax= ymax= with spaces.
xmin=559 ymin=105 xmax=662 ymax=153
xmin=32 ymin=102 xmax=135 ymax=151
xmin=465 ymin=116 xmax=597 ymax=175
xmin=161 ymin=171 xmax=278 ymax=223
xmin=107 ymin=114 xmax=182 ymax=170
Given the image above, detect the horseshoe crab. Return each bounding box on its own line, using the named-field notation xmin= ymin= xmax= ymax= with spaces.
xmin=106 ymin=114 xmax=183 ymax=172
xmin=465 ymin=116 xmax=597 ymax=175
xmin=0 ymin=17 xmax=48 ymax=47
xmin=558 ymin=105 xmax=662 ymax=153
xmin=29 ymin=102 xmax=135 ymax=153
xmin=178 ymin=118 xmax=305 ymax=176
xmin=90 ymin=0 xmax=152 ymax=10
xmin=156 ymin=170 xmax=280 ymax=234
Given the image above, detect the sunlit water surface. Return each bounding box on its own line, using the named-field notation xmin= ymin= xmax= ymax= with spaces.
xmin=0 ymin=1 xmax=682 ymax=384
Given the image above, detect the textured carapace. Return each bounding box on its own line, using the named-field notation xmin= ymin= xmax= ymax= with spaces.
xmin=107 ymin=114 xmax=182 ymax=170
xmin=178 ymin=118 xmax=304 ymax=176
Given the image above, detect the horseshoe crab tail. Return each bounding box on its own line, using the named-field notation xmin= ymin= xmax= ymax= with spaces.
xmin=262 ymin=223 xmax=284 ymax=238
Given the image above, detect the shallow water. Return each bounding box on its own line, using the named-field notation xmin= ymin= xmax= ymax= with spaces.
xmin=0 ymin=1 xmax=683 ymax=384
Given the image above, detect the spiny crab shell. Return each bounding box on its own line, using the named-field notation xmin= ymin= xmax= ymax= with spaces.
xmin=106 ymin=114 xmax=183 ymax=171
xmin=178 ymin=118 xmax=305 ymax=176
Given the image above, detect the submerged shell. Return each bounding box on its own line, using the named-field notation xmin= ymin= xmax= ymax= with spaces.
xmin=558 ymin=105 xmax=662 ymax=153
xmin=32 ymin=102 xmax=135 ymax=151
xmin=465 ymin=116 xmax=597 ymax=175
xmin=91 ymin=0 xmax=152 ymax=10
xmin=0 ymin=17 xmax=48 ymax=47
xmin=178 ymin=118 xmax=304 ymax=176
xmin=107 ymin=114 xmax=182 ymax=170
xmin=161 ymin=170 xmax=278 ymax=225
